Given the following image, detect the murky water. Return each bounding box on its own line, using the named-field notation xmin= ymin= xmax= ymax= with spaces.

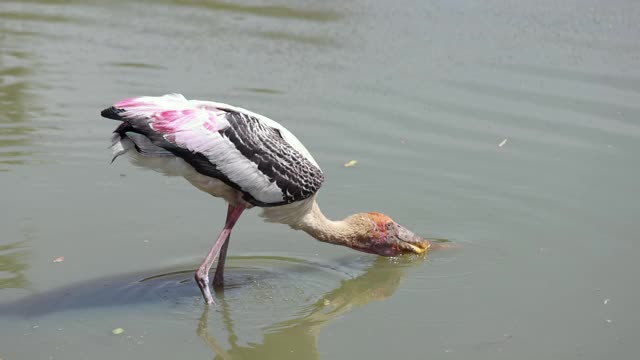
xmin=1 ymin=0 xmax=639 ymax=358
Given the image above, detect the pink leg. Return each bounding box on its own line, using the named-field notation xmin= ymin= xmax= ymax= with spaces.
xmin=195 ymin=204 xmax=245 ymax=305
xmin=213 ymin=204 xmax=234 ymax=290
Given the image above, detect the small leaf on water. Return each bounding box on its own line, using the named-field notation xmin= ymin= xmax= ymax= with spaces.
xmin=112 ymin=328 xmax=125 ymax=335
xmin=53 ymin=256 xmax=64 ymax=263
xmin=498 ymin=138 xmax=508 ymax=147
xmin=344 ymin=160 xmax=357 ymax=167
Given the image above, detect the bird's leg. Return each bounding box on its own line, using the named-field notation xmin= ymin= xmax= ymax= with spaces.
xmin=213 ymin=204 xmax=234 ymax=291
xmin=195 ymin=204 xmax=245 ymax=305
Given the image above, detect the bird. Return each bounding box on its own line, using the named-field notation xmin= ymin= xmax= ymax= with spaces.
xmin=101 ymin=93 xmax=430 ymax=304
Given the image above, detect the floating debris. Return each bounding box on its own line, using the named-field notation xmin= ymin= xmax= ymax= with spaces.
xmin=52 ymin=256 xmax=65 ymax=263
xmin=604 ymin=298 xmax=610 ymax=305
xmin=605 ymin=319 xmax=612 ymax=325
xmin=498 ymin=138 xmax=508 ymax=147
xmin=344 ymin=160 xmax=357 ymax=167
xmin=112 ymin=328 xmax=125 ymax=335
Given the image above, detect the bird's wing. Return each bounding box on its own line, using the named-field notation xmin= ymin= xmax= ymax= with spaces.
xmin=102 ymin=94 xmax=324 ymax=206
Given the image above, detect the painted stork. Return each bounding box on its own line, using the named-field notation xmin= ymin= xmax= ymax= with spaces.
xmin=101 ymin=94 xmax=430 ymax=304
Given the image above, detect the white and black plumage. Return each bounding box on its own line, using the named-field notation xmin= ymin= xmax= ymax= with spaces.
xmin=105 ymin=94 xmax=323 ymax=207
xmin=101 ymin=94 xmax=430 ymax=305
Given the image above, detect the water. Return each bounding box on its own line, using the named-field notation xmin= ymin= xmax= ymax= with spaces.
xmin=1 ymin=0 xmax=639 ymax=358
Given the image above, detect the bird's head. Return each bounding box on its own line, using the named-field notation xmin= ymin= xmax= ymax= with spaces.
xmin=349 ymin=212 xmax=430 ymax=256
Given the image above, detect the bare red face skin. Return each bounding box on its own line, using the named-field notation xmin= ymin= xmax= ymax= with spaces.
xmin=368 ymin=212 xmax=393 ymax=237
xmin=362 ymin=212 xmax=430 ymax=256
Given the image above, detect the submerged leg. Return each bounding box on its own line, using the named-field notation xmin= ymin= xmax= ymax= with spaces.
xmin=195 ymin=204 xmax=245 ymax=305
xmin=213 ymin=204 xmax=234 ymax=290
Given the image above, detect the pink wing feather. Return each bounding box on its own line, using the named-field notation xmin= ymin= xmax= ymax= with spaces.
xmin=116 ymin=94 xmax=228 ymax=144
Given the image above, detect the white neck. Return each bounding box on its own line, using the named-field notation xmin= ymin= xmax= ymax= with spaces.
xmin=298 ymin=201 xmax=357 ymax=245
xmin=261 ymin=199 xmax=368 ymax=248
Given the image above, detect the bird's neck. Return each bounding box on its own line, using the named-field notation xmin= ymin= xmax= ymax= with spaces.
xmin=294 ymin=201 xmax=368 ymax=248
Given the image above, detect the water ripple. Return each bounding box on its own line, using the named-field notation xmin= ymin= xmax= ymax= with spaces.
xmin=444 ymin=80 xmax=640 ymax=137
xmin=500 ymin=64 xmax=640 ymax=94
xmin=172 ymin=0 xmax=344 ymax=22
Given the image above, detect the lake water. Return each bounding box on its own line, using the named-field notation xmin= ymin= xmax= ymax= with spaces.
xmin=1 ymin=0 xmax=639 ymax=359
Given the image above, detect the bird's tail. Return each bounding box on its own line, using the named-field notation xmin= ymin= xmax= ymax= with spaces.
xmin=99 ymin=94 xmax=189 ymax=122
xmin=101 ymin=106 xmax=126 ymax=121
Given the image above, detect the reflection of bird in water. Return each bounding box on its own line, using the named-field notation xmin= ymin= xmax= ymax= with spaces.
xmin=102 ymin=94 xmax=431 ymax=304
xmin=197 ymin=256 xmax=415 ymax=360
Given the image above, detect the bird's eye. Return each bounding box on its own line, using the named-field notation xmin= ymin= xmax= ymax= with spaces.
xmin=386 ymin=222 xmax=394 ymax=230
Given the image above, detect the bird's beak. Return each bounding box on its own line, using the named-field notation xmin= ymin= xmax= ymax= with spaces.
xmin=395 ymin=225 xmax=430 ymax=255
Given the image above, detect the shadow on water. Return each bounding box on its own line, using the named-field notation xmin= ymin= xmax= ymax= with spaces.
xmin=0 ymin=255 xmax=418 ymax=313
xmin=0 ymin=254 xmax=421 ymax=358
